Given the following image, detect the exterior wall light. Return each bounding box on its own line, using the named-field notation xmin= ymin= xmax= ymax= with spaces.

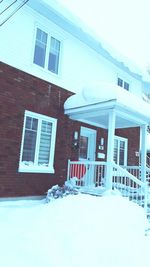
xmin=72 ymin=131 xmax=79 ymax=149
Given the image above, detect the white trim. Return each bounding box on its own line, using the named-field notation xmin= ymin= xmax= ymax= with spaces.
xmin=19 ymin=110 xmax=57 ymax=174
xmin=79 ymin=126 xmax=97 ymax=186
xmin=79 ymin=126 xmax=97 ymax=161
xmin=140 ymin=124 xmax=147 ymax=183
xmin=32 ymin=24 xmax=63 ymax=77
xmin=106 ymin=110 xmax=116 ymax=190
xmin=116 ymin=73 xmax=131 ymax=91
xmin=0 ymin=195 xmax=45 ymax=202
xmin=18 ymin=165 xmax=55 ymax=174
xmin=114 ymin=135 xmax=128 ymax=166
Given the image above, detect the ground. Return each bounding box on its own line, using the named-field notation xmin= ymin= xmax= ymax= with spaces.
xmin=0 ymin=194 xmax=150 ymax=267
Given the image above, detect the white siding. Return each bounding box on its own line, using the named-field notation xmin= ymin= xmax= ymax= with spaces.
xmin=0 ymin=4 xmax=143 ymax=96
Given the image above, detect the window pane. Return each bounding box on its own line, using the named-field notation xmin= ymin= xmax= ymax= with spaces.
xmin=48 ymin=37 xmax=60 ymax=74
xmin=117 ymin=78 xmax=123 ymax=87
xmin=79 ymin=136 xmax=88 ymax=159
xmin=124 ymin=82 xmax=129 ymax=91
xmin=32 ymin=118 xmax=38 ymax=130
xmin=38 ymin=121 xmax=52 ymax=166
xmin=22 ymin=117 xmax=38 ymax=164
xmin=33 ymin=28 xmax=47 ymax=67
xmin=119 ymin=141 xmax=125 ymax=165
xmin=25 ymin=116 xmax=32 ymax=129
xmin=22 ymin=130 xmax=37 ymax=163
xmin=113 ymin=139 xmax=118 ymax=164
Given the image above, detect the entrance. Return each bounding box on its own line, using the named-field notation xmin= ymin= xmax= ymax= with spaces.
xmin=78 ymin=127 xmax=96 ymax=185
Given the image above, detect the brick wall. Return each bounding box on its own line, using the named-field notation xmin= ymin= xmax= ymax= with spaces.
xmin=0 ymin=62 xmax=140 ymax=197
xmin=0 ymin=62 xmax=75 ymax=197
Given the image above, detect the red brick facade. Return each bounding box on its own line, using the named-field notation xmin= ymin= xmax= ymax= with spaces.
xmin=0 ymin=62 xmax=140 ymax=197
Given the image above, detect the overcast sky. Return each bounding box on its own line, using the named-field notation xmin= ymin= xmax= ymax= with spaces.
xmin=57 ymin=0 xmax=150 ymax=71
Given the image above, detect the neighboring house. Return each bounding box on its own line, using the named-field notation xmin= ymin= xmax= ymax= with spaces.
xmin=0 ymin=0 xmax=150 ymax=201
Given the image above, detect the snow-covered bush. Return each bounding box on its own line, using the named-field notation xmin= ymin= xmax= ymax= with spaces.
xmin=46 ymin=181 xmax=79 ymax=202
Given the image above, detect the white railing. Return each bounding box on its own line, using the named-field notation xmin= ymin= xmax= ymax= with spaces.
xmin=139 ymin=153 xmax=150 ymax=169
xmin=125 ymin=166 xmax=140 ymax=179
xmin=67 ymin=160 xmax=148 ymax=212
xmin=146 ymin=166 xmax=150 ymax=187
xmin=146 ymin=154 xmax=150 ymax=168
xmin=112 ymin=162 xmax=148 ymax=210
xmin=67 ymin=160 xmax=106 ymax=188
xmin=125 ymin=165 xmax=150 ymax=187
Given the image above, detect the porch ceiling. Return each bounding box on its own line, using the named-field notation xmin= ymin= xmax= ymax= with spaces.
xmin=64 ymin=83 xmax=150 ymax=129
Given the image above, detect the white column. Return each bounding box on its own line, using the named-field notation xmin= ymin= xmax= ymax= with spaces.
xmin=106 ymin=110 xmax=116 ymax=190
xmin=140 ymin=124 xmax=147 ymax=183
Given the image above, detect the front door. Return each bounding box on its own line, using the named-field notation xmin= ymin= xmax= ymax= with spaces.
xmin=78 ymin=127 xmax=96 ymax=185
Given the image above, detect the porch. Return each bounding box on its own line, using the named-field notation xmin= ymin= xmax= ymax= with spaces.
xmin=64 ymin=83 xmax=150 ymax=214
xmin=67 ymin=160 xmax=149 ymax=209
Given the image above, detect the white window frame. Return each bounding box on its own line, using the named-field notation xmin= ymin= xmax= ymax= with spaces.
xmin=19 ymin=111 xmax=57 ymax=173
xmin=33 ymin=26 xmax=62 ymax=75
xmin=117 ymin=76 xmax=130 ymax=91
xmin=114 ymin=136 xmax=128 ymax=166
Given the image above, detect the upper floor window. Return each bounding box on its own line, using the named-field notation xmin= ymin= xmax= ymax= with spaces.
xmin=124 ymin=81 xmax=129 ymax=91
xmin=19 ymin=111 xmax=57 ymax=173
xmin=33 ymin=28 xmax=61 ymax=75
xmin=117 ymin=78 xmax=123 ymax=87
xmin=48 ymin=37 xmax=60 ymax=74
xmin=117 ymin=77 xmax=129 ymax=91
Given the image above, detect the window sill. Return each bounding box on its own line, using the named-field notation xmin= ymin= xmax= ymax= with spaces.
xmin=32 ymin=63 xmax=61 ymax=79
xmin=18 ymin=165 xmax=55 ymax=174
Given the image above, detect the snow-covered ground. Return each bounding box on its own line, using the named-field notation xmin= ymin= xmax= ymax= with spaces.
xmin=0 ymin=194 xmax=150 ymax=267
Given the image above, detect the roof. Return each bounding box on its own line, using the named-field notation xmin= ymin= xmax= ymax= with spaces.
xmin=64 ymin=83 xmax=150 ymax=129
xmin=27 ymin=0 xmax=150 ymax=84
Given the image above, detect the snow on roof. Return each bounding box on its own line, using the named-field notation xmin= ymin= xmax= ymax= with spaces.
xmin=29 ymin=0 xmax=150 ymax=82
xmin=64 ymin=82 xmax=150 ymax=121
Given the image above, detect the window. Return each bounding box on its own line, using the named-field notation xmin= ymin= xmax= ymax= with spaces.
xmin=33 ymin=28 xmax=61 ymax=74
xmin=117 ymin=77 xmax=130 ymax=91
xmin=19 ymin=111 xmax=57 ymax=173
xmin=79 ymin=136 xmax=88 ymax=159
xmin=124 ymin=81 xmax=129 ymax=91
xmin=33 ymin=28 xmax=48 ymax=67
xmin=48 ymin=37 xmax=60 ymax=74
xmin=117 ymin=78 xmax=123 ymax=87
xmin=113 ymin=136 xmax=128 ymax=166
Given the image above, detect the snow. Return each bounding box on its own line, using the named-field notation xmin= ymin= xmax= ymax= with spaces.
xmin=64 ymin=82 xmax=150 ymax=120
xmin=44 ymin=0 xmax=150 ymax=82
xmin=0 ymin=194 xmax=150 ymax=267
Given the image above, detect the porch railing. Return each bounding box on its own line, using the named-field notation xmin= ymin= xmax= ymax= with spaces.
xmin=126 ymin=166 xmax=140 ymax=179
xmin=67 ymin=160 xmax=106 ymax=188
xmin=67 ymin=160 xmax=148 ymax=212
xmin=112 ymin=162 xmax=148 ymax=210
xmin=126 ymin=165 xmax=150 ymax=187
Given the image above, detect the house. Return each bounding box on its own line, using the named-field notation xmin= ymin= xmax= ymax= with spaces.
xmin=0 ymin=0 xmax=150 ymax=205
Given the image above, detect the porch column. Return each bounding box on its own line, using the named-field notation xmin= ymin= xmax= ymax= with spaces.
xmin=106 ymin=109 xmax=116 ymax=190
xmin=140 ymin=124 xmax=147 ymax=183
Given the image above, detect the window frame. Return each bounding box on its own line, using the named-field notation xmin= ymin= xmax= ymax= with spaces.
xmin=124 ymin=81 xmax=129 ymax=91
xmin=117 ymin=76 xmax=130 ymax=91
xmin=113 ymin=136 xmax=128 ymax=166
xmin=33 ymin=26 xmax=62 ymax=75
xmin=117 ymin=77 xmax=123 ymax=87
xmin=19 ymin=111 xmax=57 ymax=173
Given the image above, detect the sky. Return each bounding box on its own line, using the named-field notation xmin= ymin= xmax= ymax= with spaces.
xmin=57 ymin=0 xmax=150 ymax=72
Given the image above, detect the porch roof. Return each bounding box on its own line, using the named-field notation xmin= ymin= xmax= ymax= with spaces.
xmin=64 ymin=82 xmax=150 ymax=129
